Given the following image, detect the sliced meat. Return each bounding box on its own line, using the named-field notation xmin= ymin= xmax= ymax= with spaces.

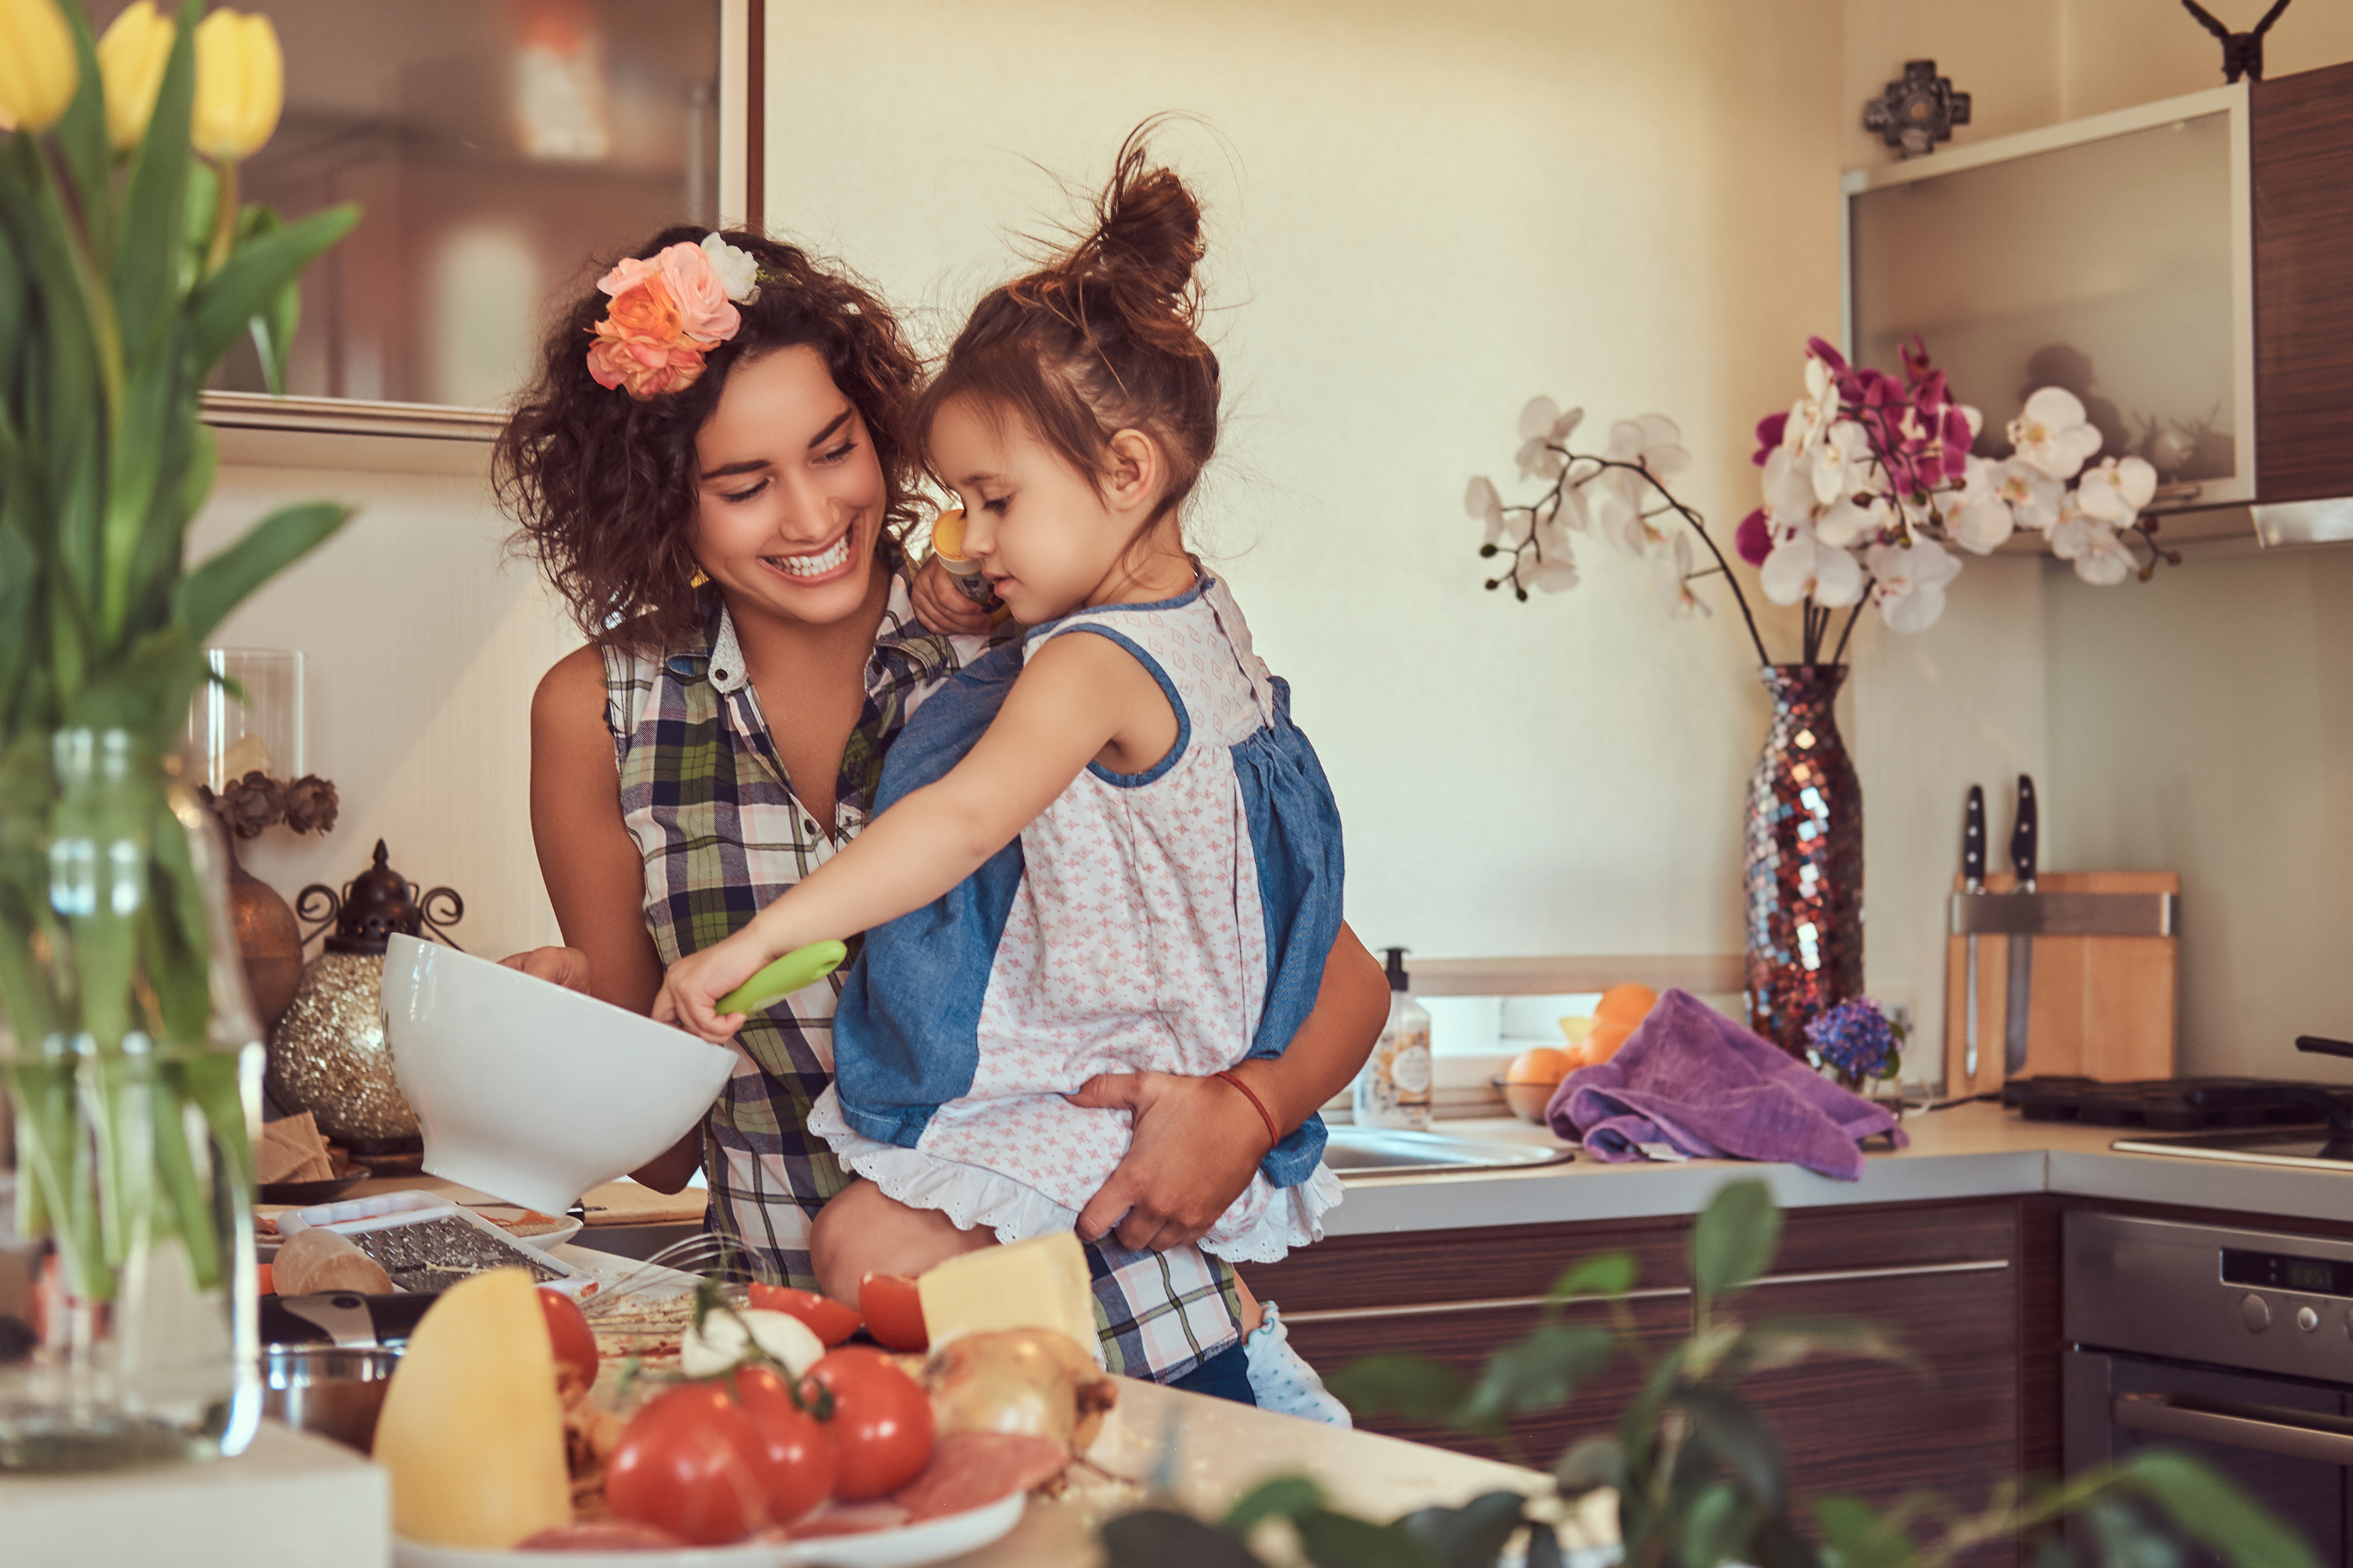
xmin=516 ymin=1520 xmax=687 ymax=1551
xmin=890 ymin=1430 xmax=1071 ymax=1522
xmin=780 ymin=1499 xmax=912 ymax=1538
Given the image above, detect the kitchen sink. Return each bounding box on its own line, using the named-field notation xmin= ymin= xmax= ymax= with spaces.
xmin=1321 ymin=1125 xmax=1574 ymax=1177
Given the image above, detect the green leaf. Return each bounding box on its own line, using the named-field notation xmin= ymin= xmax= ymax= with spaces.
xmin=51 ymin=2 xmax=113 ymax=272
xmin=1456 ymin=1323 xmax=1616 ymax=1429
xmin=1326 ymin=1355 xmax=1474 ymax=1425
xmin=1684 ymin=1481 xmax=1755 ymax=1568
xmin=187 ymin=205 xmax=361 ymax=376
xmin=1295 ymin=1511 xmax=1445 ymax=1568
xmin=1553 ymin=1433 xmax=1625 ymax=1494
xmin=1815 ymin=1495 xmax=1917 ymax=1568
xmin=114 ymin=0 xmax=203 ymax=362
xmin=230 ymin=205 xmax=299 ymax=395
xmin=172 ymin=501 xmax=351 ymax=641
xmin=1675 ymin=1385 xmax=1788 ymax=1512
xmin=1398 ymin=1492 xmax=1530 ymax=1568
xmin=2119 ymin=1452 xmax=2321 ymax=1568
xmin=1734 ymin=1316 xmax=1918 ymax=1378
xmin=1224 ymin=1476 xmax=1326 ymax=1535
xmin=2089 ymin=1498 xmax=2186 ymax=1568
xmin=1692 ymin=1179 xmax=1780 ymax=1304
xmin=1100 ymin=1510 xmax=1268 ymax=1568
xmin=1550 ymin=1251 xmax=1637 ymax=1301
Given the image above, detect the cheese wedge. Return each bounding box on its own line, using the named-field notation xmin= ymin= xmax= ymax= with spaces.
xmin=372 ymin=1267 xmax=572 ymax=1548
xmin=917 ymin=1232 xmax=1101 ymax=1360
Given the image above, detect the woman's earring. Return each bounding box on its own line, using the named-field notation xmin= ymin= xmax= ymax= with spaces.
xmin=690 ymin=565 xmax=711 ymax=588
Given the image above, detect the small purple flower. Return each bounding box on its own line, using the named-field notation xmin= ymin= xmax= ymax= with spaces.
xmin=1736 ymin=507 xmax=1773 ymax=567
xmin=1806 ymin=996 xmax=1898 ymax=1082
xmin=1753 ymin=411 xmax=1789 ymax=466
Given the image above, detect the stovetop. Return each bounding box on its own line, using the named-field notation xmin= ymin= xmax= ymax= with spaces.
xmin=2003 ymin=1076 xmax=2353 ymax=1131
xmin=2107 ymin=1127 xmax=2353 ymax=1170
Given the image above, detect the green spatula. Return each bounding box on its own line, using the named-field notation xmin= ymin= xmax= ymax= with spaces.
xmin=715 ymin=940 xmax=848 ymax=1017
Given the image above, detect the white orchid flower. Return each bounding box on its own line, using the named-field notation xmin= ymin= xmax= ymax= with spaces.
xmin=1989 ymin=458 xmax=2062 ymax=533
xmin=2049 ymin=501 xmax=2136 ymax=586
xmin=2075 ymin=456 xmax=2157 ymax=524
xmin=702 ymin=233 xmax=761 ymax=304
xmin=1807 ymin=420 xmax=1873 ymax=507
xmin=1606 ymin=414 xmax=1692 ymax=482
xmin=1762 ymin=445 xmax=1815 ymax=523
xmin=1649 ymin=530 xmax=1710 ymax=619
xmin=1465 ymin=476 xmax=1506 ymax=546
xmin=1759 ymin=520 xmax=1864 ymax=608
xmin=1594 ymin=481 xmax=1647 ymax=556
xmin=1938 ymin=456 xmax=2016 ymax=555
xmin=1553 ymin=482 xmax=1591 ymax=535
xmin=1865 ymin=535 xmax=1962 ymax=634
xmin=2006 ymin=387 xmax=2104 ymax=482
xmin=1514 ymin=398 xmax=1584 ymax=482
xmin=1815 ymin=489 xmax=1889 ymax=550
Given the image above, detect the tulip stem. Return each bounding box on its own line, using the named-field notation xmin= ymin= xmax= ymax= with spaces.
xmin=205 ymin=159 xmax=239 ymax=278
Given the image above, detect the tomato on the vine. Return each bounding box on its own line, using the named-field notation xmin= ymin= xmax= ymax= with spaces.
xmin=749 ymin=1281 xmax=864 ymax=1347
xmin=535 ymin=1286 xmax=599 ymax=1397
xmin=802 ymin=1345 xmax=935 ymax=1499
xmin=857 ymin=1272 xmax=928 ymax=1352
xmin=729 ymin=1364 xmax=838 ymax=1525
xmin=605 ymin=1383 xmax=772 ymax=1545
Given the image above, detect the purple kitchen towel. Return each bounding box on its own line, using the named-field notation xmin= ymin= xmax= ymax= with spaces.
xmin=1546 ymin=988 xmax=1906 ymax=1180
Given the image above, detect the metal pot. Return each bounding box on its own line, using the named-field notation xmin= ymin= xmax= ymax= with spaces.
xmin=259 ymin=1345 xmax=401 ymax=1454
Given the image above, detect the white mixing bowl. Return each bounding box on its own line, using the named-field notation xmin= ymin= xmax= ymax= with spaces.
xmin=380 ymin=933 xmax=735 ymax=1214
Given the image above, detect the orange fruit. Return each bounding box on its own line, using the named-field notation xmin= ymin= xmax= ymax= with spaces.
xmin=1507 ymin=1046 xmax=1575 ymax=1086
xmin=1580 ymin=1017 xmax=1637 ymax=1065
xmin=1593 ymin=983 xmax=1659 ymax=1027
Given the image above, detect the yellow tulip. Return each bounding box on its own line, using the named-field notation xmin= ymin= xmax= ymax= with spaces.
xmin=191 ymin=7 xmax=280 ymax=162
xmin=97 ymin=1 xmax=176 ymax=152
xmin=0 ymin=0 xmax=79 ymax=135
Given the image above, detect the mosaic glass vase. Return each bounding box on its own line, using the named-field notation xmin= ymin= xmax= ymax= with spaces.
xmin=1743 ymin=666 xmax=1863 ymax=1055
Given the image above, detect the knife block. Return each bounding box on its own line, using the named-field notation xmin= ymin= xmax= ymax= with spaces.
xmin=1943 ymin=870 xmax=2179 ymax=1095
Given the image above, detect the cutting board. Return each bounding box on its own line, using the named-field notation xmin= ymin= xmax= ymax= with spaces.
xmin=1944 ymin=870 xmax=2178 ymax=1096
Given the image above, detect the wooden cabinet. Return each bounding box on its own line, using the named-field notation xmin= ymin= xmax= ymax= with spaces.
xmin=1249 ymin=1196 xmax=2061 ymax=1552
xmin=2252 ymin=61 xmax=2353 ymax=503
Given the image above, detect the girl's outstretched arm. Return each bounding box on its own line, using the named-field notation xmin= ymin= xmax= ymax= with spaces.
xmin=655 ymin=631 xmax=1171 ymax=1039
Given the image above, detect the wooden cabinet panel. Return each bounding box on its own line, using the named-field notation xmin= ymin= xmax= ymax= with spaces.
xmin=2253 ymin=61 xmax=2353 ymax=503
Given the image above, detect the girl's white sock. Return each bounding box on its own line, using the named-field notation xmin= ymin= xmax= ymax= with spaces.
xmin=1242 ymin=1302 xmax=1351 ymax=1427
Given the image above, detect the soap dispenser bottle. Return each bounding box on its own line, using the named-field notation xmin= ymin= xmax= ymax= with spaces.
xmin=1354 ymin=947 xmax=1433 ymax=1131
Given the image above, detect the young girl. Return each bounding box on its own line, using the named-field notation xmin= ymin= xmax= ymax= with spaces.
xmin=656 ymin=134 xmax=1348 ymax=1415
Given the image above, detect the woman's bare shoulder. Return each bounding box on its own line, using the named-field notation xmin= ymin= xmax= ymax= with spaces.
xmin=532 ymin=643 xmax=611 ymax=738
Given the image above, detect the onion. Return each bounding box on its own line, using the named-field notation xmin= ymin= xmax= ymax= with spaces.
xmin=921 ymin=1328 xmax=1118 ymax=1452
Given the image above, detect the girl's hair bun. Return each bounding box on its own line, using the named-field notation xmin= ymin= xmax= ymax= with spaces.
xmin=922 ymin=119 xmax=1222 ymax=541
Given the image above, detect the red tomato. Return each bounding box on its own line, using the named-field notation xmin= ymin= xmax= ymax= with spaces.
xmin=605 ymin=1383 xmax=772 ymax=1545
xmin=857 ymin=1272 xmax=928 ymax=1352
xmin=802 ymin=1346 xmax=935 ymax=1500
xmin=537 ymin=1287 xmax=599 ymax=1397
xmin=728 ymin=1364 xmax=839 ymax=1525
xmin=749 ymin=1280 xmax=865 ymax=1347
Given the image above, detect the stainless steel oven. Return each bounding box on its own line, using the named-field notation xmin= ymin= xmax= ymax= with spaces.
xmin=2065 ymin=1211 xmax=2353 ymax=1562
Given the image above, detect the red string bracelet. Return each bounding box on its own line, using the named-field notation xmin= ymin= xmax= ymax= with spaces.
xmin=1213 ymin=1070 xmax=1280 ymax=1154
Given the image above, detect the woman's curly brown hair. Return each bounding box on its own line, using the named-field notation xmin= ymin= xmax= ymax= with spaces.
xmin=496 ymin=227 xmax=926 ymax=654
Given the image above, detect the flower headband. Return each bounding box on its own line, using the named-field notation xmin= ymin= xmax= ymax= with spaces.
xmin=585 ymin=234 xmax=764 ymax=401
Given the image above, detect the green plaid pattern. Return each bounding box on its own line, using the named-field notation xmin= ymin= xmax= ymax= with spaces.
xmin=603 ymin=571 xmax=1243 ymax=1381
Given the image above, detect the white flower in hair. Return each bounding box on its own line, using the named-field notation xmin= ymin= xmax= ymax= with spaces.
xmin=702 ymin=233 xmax=760 ymax=304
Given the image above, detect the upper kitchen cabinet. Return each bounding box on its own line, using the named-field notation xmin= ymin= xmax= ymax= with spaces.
xmin=1845 ymin=62 xmax=2353 ymax=545
xmin=88 ymin=0 xmax=750 ymax=440
xmin=2248 ymin=61 xmax=2353 ymax=514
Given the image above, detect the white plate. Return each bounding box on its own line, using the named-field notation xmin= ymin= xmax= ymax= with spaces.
xmin=390 ymin=1491 xmax=1024 ymax=1568
xmin=508 ymin=1216 xmax=585 ymax=1252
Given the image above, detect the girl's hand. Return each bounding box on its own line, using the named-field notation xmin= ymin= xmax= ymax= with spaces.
xmin=1067 ymin=1070 xmax=1274 ymax=1251
xmin=650 ymin=936 xmax=770 ymax=1043
xmin=499 ymin=946 xmax=591 ymax=993
xmin=909 ymin=554 xmax=995 ymax=638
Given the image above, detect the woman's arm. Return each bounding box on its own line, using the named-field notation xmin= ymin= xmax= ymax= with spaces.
xmin=526 ymin=646 xmax=702 ymax=1191
xmin=1069 ymin=922 xmax=1389 ymax=1251
xmin=656 ymin=632 xmax=1162 ymax=1038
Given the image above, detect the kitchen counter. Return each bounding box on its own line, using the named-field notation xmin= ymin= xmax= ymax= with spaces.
xmin=1322 ymin=1103 xmax=2353 ymax=1234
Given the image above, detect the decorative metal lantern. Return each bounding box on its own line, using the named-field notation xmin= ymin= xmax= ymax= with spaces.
xmin=267 ymin=840 xmax=464 ymax=1156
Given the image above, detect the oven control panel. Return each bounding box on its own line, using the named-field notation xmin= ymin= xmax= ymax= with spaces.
xmin=2066 ymin=1211 xmax=2353 ymax=1384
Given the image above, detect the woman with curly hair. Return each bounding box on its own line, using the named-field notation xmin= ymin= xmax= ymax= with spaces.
xmin=495 ymin=225 xmax=1386 ymax=1400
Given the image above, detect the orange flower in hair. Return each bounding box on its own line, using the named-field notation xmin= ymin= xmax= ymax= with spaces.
xmin=585 ymin=237 xmax=755 ymax=401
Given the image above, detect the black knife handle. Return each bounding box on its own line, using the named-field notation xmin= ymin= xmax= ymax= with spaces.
xmin=1962 ymin=785 xmax=1986 ymax=888
xmin=2011 ymin=775 xmax=2038 ymax=889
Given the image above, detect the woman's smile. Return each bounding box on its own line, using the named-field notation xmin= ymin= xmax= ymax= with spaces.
xmin=762 ymin=531 xmax=857 ymax=583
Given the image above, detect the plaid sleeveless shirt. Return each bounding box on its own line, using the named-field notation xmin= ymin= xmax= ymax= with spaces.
xmin=601 ymin=569 xmax=1244 ymax=1381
